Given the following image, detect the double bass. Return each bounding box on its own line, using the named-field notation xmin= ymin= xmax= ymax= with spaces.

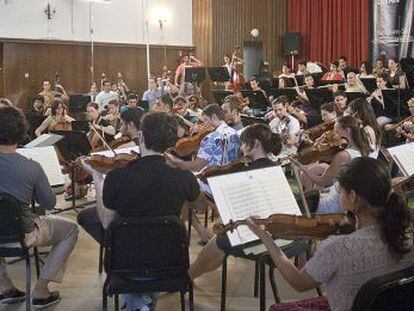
xmin=227 ymin=46 xmax=245 ymax=91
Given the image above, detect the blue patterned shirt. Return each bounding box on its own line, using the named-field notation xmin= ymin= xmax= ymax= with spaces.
xmin=197 ymin=123 xmax=241 ymax=168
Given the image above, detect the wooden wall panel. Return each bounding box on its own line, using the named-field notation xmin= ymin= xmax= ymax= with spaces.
xmin=193 ymin=0 xmax=287 ymax=73
xmin=1 ymin=39 xmax=193 ymax=109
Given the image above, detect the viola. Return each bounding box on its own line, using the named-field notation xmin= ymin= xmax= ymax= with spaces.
xmin=196 ymin=156 xmax=251 ymax=182
xmin=172 ymin=124 xmax=215 ymax=157
xmin=304 ymin=119 xmax=336 ymax=142
xmin=213 ymin=213 xmax=356 ymax=240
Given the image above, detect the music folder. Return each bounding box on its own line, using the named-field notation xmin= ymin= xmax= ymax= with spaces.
xmin=268 ymin=88 xmax=297 ymax=102
xmin=240 ymin=90 xmax=269 ymax=111
xmin=69 ymin=94 xmax=91 ymax=114
xmin=360 ymin=78 xmax=377 ymax=93
xmin=305 ymin=88 xmax=334 ymax=111
xmin=208 ymin=67 xmax=231 ymax=82
xmin=387 ymin=142 xmax=414 ymax=177
xmin=208 ymin=166 xmax=302 ymax=247
xmin=184 ymin=67 xmax=206 ymax=84
xmin=51 ymin=130 xmax=91 ymax=162
xmin=382 ymin=89 xmax=413 ymax=119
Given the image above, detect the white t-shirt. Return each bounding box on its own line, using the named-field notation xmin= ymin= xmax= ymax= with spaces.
xmin=95 ymin=91 xmax=119 ymax=111
xmin=306 ymin=225 xmax=414 ymax=311
xmin=269 ymin=115 xmax=300 ymax=155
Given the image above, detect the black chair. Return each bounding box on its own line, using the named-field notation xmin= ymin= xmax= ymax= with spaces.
xmin=352 ymin=264 xmax=414 ymax=311
xmin=221 ymin=240 xmax=316 ymax=311
xmin=0 ymin=194 xmax=41 ymax=311
xmin=102 ymin=215 xmax=194 ymax=311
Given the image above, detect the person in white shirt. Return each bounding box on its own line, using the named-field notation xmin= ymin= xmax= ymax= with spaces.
xmin=269 ymin=96 xmax=300 ymax=155
xmin=95 ymin=80 xmax=119 ymax=111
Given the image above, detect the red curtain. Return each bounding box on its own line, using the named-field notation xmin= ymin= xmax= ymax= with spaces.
xmin=287 ymin=0 xmax=370 ymax=68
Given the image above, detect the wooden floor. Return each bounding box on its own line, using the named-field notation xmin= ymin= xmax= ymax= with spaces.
xmin=2 ymin=194 xmax=320 ymax=311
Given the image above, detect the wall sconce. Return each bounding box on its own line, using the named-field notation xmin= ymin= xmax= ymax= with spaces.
xmin=44 ymin=2 xmax=56 ymax=20
xmin=151 ymin=6 xmax=171 ymax=30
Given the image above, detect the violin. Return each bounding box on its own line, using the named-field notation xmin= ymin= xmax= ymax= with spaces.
xmin=213 ymin=213 xmax=356 ymax=240
xmin=389 ymin=115 xmax=414 ymax=137
xmin=304 ymin=119 xmax=336 ymax=142
xmin=296 ymin=130 xmax=348 ymax=165
xmin=196 ymin=156 xmax=251 ymax=182
xmin=85 ymin=152 xmax=139 ymax=172
xmin=393 ymin=175 xmax=414 ymax=194
xmin=53 ymin=121 xmax=73 ymax=132
xmin=172 ymin=124 xmax=215 ymax=157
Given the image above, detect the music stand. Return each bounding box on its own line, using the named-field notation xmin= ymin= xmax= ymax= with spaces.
xmin=268 ymin=89 xmax=298 ymax=102
xmin=69 ymin=94 xmax=90 ymax=114
xmin=240 ymin=90 xmax=269 ymax=114
xmin=382 ymin=89 xmax=413 ymax=120
xmin=311 ymin=72 xmax=324 ymax=86
xmin=71 ymin=120 xmax=90 ymax=132
xmin=305 ymin=89 xmax=334 ymax=112
xmin=25 ymin=112 xmax=47 ymax=140
xmin=295 ymin=75 xmax=305 ymax=86
xmin=138 ymin=100 xmax=149 ymax=111
xmin=184 ymin=67 xmax=207 ymax=85
xmin=208 ymin=67 xmax=231 ymax=82
xmin=212 ymin=91 xmax=233 ymax=105
xmin=344 ymin=92 xmax=367 ymax=103
xmin=51 ymin=130 xmax=92 ymax=212
xmin=360 ymin=78 xmax=377 ymax=93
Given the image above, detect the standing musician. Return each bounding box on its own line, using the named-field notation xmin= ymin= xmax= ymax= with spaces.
xmin=35 ymin=99 xmax=75 ymax=137
xmin=223 ymin=49 xmax=245 ymax=90
xmin=188 ymin=124 xmax=283 ymax=280
xmin=78 ymin=112 xmax=200 ymax=311
xmin=269 ymin=96 xmax=301 ymax=155
xmin=248 ymin=157 xmax=414 ymax=311
xmin=292 ymin=115 xmax=371 ymax=213
xmin=0 ymin=105 xmax=78 ymax=308
xmin=39 ymin=79 xmax=68 ymax=110
xmin=174 ymin=52 xmax=204 ymax=86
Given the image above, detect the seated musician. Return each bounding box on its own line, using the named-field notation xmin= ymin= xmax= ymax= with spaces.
xmin=173 ymin=96 xmax=198 ymax=124
xmin=345 ymin=98 xmax=382 ymax=158
xmin=96 ymin=79 xmax=119 ymax=111
xmin=35 ymin=98 xmax=75 ymax=137
xmin=269 ymin=96 xmax=301 ymax=155
xmin=292 ymin=116 xmax=371 ymax=213
xmin=165 ymin=104 xmax=241 ymax=243
xmin=221 ymin=95 xmax=244 ymax=131
xmin=119 ymin=93 xmax=141 ymax=114
xmin=296 ymin=60 xmax=308 ymax=76
xmin=152 ymin=94 xmax=174 ymax=112
xmin=278 ymin=63 xmax=295 ymax=79
xmin=357 ymin=60 xmax=375 ymax=78
xmin=333 ymin=91 xmax=348 ymax=117
xmin=187 ymin=95 xmax=203 ymax=117
xmin=320 ymin=102 xmax=337 ymax=123
xmin=384 ymin=97 xmax=414 ymax=143
xmin=0 ymin=105 xmax=78 ymax=308
xmin=247 ymin=157 xmax=414 ymax=311
xmin=292 ymin=74 xmax=321 ymax=127
xmin=321 ymin=60 xmax=344 ymax=82
xmin=31 ymin=95 xmax=46 ymax=116
xmin=367 ymin=73 xmax=393 ymax=127
xmin=373 ymin=56 xmax=388 ymax=76
xmin=101 ymin=99 xmax=121 ymax=131
xmin=249 ymin=76 xmax=267 ymax=97
xmin=344 ymin=71 xmax=367 ymax=93
xmin=386 ymin=57 xmax=408 ymax=89
xmin=87 ymin=102 xmax=116 ymax=147
xmin=188 ymin=123 xmax=282 ymax=280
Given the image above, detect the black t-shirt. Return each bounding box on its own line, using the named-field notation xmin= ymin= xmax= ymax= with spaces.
xmin=103 ymin=155 xmax=200 ymax=217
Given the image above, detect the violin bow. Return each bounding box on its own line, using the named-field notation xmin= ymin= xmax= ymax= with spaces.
xmin=90 ymin=124 xmax=117 ymax=156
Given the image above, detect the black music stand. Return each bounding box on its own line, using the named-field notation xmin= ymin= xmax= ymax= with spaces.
xmin=69 ymin=94 xmax=90 ymax=114
xmin=184 ymin=67 xmax=207 ymax=85
xmin=71 ymin=120 xmax=90 ymax=132
xmin=51 ymin=130 xmax=92 ymax=212
xmin=305 ymin=88 xmax=334 ymax=112
xmin=212 ymin=91 xmax=233 ymax=105
xmin=295 ymin=75 xmax=305 ymax=86
xmin=382 ymin=89 xmax=413 ymax=120
xmin=268 ymin=89 xmax=298 ymax=102
xmin=240 ymin=90 xmax=269 ymax=114
xmin=277 ymin=77 xmax=296 ymax=88
xmin=360 ymin=78 xmax=377 ymax=93
xmin=208 ymin=67 xmax=231 ymax=82
xmin=25 ymin=112 xmax=47 ymax=140
xmin=311 ymin=72 xmax=324 ymax=86
xmin=138 ymin=100 xmax=149 ymax=111
xmin=344 ymin=92 xmax=367 ymax=102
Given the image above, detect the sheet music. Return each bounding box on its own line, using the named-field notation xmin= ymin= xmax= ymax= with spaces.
xmin=388 ymin=143 xmax=414 ymax=176
xmin=208 ymin=166 xmax=301 ymax=246
xmin=24 ymin=133 xmax=63 ymax=148
xmin=17 ymin=146 xmax=65 ymax=186
xmin=91 ymin=146 xmax=140 ymax=158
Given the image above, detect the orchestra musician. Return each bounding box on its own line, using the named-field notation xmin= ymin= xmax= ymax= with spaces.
xmin=321 ymin=60 xmax=344 ymax=82
xmin=78 ymin=112 xmax=200 ymax=311
xmin=292 ymin=116 xmax=371 ymax=213
xmin=223 ymin=51 xmax=245 ymax=90
xmin=247 ymin=157 xmax=414 ymax=311
xmin=86 ymin=102 xmax=116 ymax=150
xmin=373 ymin=57 xmax=388 ymax=76
xmin=34 ymin=99 xmax=75 ymax=137
xmin=278 ymin=63 xmax=295 ymax=79
xmin=142 ymin=78 xmax=161 ymax=110
xmin=95 ymin=80 xmax=119 ymax=111
xmin=320 ymin=102 xmax=338 ymax=123
xmin=338 ymin=55 xmax=351 ymax=77
xmin=188 ymin=124 xmax=283 ymax=280
xmin=296 ymin=60 xmax=308 ymax=76
xmin=268 ymin=96 xmax=301 ymax=155
xmin=119 ymin=93 xmax=140 ymax=114
xmin=386 ymin=57 xmax=408 ymax=89
xmin=357 ymin=61 xmax=375 ymax=79
xmin=38 ymin=79 xmax=68 ymax=110
xmin=384 ymin=97 xmax=414 ymax=143
xmin=0 ymin=105 xmax=78 ymax=308
xmin=31 ymin=95 xmax=46 ymax=116
xmin=367 ymin=73 xmax=393 ymax=127
xmin=221 ymin=95 xmax=244 ymax=131
xmin=100 ymin=99 xmax=121 ymax=131
xmin=249 ymin=76 xmax=267 ymax=97
xmin=344 ymin=71 xmax=367 ymax=93
xmin=174 ymin=52 xmax=204 ymax=86
xmin=333 ymin=91 xmax=348 ymax=117
xmin=152 ymin=94 xmax=174 ymax=113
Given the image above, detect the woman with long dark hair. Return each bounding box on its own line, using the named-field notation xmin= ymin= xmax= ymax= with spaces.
xmin=248 ymin=157 xmax=414 ymax=311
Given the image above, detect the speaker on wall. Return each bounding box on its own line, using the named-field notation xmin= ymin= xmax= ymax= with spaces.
xmin=283 ymin=32 xmax=301 ymax=56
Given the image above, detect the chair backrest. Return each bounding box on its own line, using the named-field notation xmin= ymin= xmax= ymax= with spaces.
xmin=0 ymin=194 xmax=25 ymax=244
xmin=104 ymin=215 xmax=189 ymax=280
xmin=352 ymin=265 xmax=414 ymax=311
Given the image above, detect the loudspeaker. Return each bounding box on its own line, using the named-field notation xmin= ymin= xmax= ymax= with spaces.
xmin=283 ymin=33 xmax=301 ymax=56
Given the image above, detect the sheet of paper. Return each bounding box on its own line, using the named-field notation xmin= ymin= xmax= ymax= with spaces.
xmin=388 ymin=143 xmax=414 ymax=176
xmin=17 ymin=146 xmax=65 ymax=186
xmin=24 ymin=133 xmax=63 ymax=148
xmin=91 ymin=146 xmax=140 ymax=158
xmin=208 ymin=166 xmax=302 ymax=247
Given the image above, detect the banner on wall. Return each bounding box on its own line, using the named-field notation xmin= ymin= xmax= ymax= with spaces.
xmin=371 ymin=0 xmax=414 ymax=59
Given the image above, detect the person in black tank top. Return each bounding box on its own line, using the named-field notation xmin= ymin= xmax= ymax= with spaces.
xmin=188 ymin=123 xmax=282 ymax=280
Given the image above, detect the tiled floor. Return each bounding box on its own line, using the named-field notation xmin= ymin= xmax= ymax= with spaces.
xmin=2 ymin=196 xmax=318 ymax=311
